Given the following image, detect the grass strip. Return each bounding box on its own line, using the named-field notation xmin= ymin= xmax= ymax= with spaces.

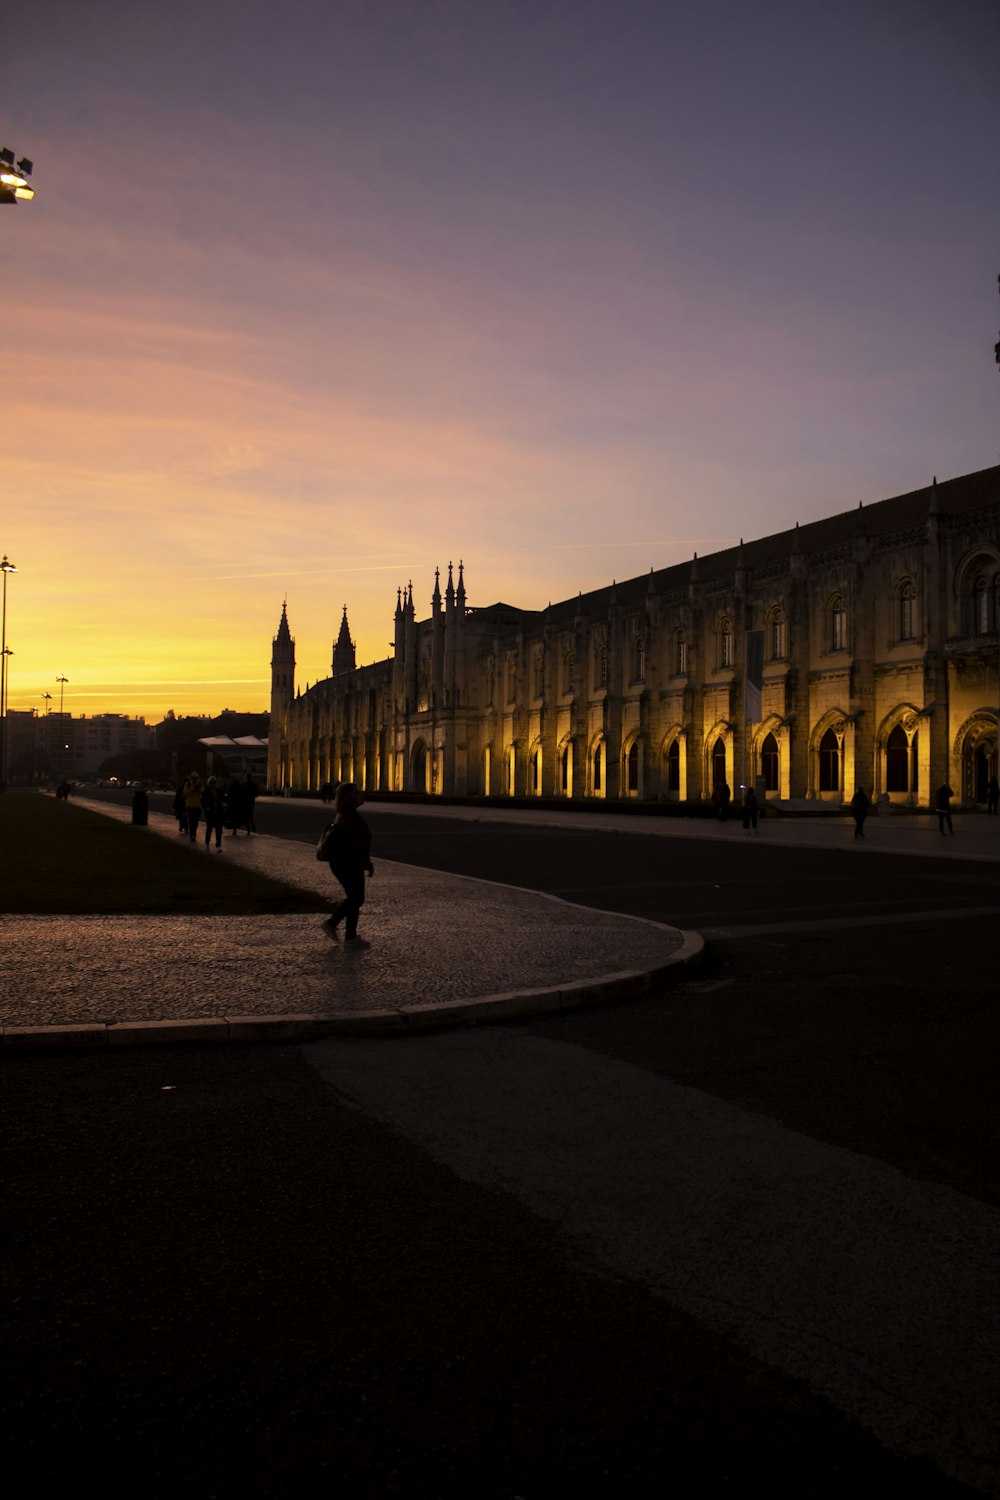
xmin=0 ymin=790 xmax=330 ymax=915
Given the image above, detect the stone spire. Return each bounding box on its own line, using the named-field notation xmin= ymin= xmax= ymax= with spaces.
xmin=332 ymin=605 xmax=356 ymax=676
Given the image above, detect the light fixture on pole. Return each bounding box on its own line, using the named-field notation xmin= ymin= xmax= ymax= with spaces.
xmin=56 ymin=675 xmax=69 ymax=779
xmin=0 ymin=148 xmax=35 ymax=204
xmin=1 ymin=554 xmax=18 ymax=790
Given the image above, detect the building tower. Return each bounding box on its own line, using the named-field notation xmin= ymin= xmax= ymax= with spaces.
xmin=332 ymin=606 xmax=356 ymax=677
xmin=268 ymin=601 xmax=295 ymax=791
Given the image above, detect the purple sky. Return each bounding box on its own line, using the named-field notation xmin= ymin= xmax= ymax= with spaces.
xmin=4 ymin=0 xmax=998 ymax=718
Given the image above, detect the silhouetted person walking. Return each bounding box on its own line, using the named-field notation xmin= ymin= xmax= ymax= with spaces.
xmin=227 ymin=777 xmax=246 ymax=834
xmin=243 ymin=772 xmax=258 ymax=833
xmin=173 ymin=781 xmax=187 ymax=834
xmin=742 ymin=787 xmax=758 ymax=831
xmin=851 ymin=786 xmax=869 ymax=839
xmin=987 ymin=775 xmax=999 ymax=816
xmin=936 ymin=782 xmax=954 ymax=836
xmin=182 ymin=773 xmax=203 ymax=843
xmin=319 ymin=782 xmax=375 ymax=949
xmin=201 ymin=776 xmax=225 ymax=850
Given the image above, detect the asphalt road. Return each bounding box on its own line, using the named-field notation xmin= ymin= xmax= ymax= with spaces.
xmin=5 ymin=792 xmax=997 ymax=1497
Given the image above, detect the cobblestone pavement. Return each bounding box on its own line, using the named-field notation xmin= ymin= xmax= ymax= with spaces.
xmin=0 ymin=801 xmax=686 ymax=1028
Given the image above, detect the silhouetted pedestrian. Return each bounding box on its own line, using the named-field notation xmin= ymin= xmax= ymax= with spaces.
xmin=851 ymin=786 xmax=869 ymax=839
xmin=742 ymin=787 xmax=758 ymax=831
xmin=243 ymin=772 xmax=258 ymax=833
xmin=227 ymin=777 xmax=246 ymax=834
xmin=182 ymin=772 xmax=203 ymax=842
xmin=173 ymin=781 xmax=187 ymax=834
xmin=319 ymin=782 xmax=375 ymax=949
xmin=936 ymin=782 xmax=954 ymax=836
xmin=987 ymin=775 xmax=999 ymax=816
xmin=319 ymin=781 xmax=333 ymax=803
xmin=713 ymin=781 xmax=731 ymax=821
xmin=201 ymin=776 xmax=225 ymax=850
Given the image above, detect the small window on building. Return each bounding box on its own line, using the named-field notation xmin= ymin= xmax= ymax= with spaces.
xmin=595 ymin=644 xmax=608 ymax=690
xmin=632 ymin=637 xmax=646 ymax=682
xmin=831 ymin=596 xmax=846 ymax=651
xmin=974 ymin=576 xmax=989 ymax=635
xmin=720 ymin=620 xmax=733 ymax=668
xmin=899 ymin=582 xmax=916 ymax=641
xmin=770 ymin=611 xmax=787 ymax=660
xmin=674 ymin=631 xmax=687 ymax=676
xmin=562 ymin=653 xmax=575 ymax=694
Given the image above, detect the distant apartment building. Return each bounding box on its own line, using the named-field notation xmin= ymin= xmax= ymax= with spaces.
xmin=4 ymin=712 xmax=153 ymax=779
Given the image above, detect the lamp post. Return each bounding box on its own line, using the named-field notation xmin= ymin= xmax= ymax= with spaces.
xmin=56 ymin=675 xmax=69 ymax=780
xmin=1 ymin=554 xmax=17 ymax=790
xmin=0 ymin=148 xmax=35 ymax=204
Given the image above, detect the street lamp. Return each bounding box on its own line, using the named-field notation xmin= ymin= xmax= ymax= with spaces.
xmin=56 ymin=675 xmax=69 ymax=780
xmin=0 ymin=148 xmax=35 ymax=204
xmin=1 ymin=554 xmax=17 ymax=790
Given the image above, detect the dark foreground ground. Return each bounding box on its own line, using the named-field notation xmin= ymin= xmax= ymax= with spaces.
xmin=4 ymin=800 xmax=996 ymax=1496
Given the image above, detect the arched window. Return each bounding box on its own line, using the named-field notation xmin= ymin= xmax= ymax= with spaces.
xmin=830 ymin=596 xmax=846 ymax=650
xmin=761 ymin=732 xmax=779 ymax=792
xmin=594 ymin=644 xmax=608 ymax=690
xmin=560 ymin=744 xmax=571 ymax=794
xmin=974 ymin=576 xmax=989 ymax=634
xmin=627 ymin=740 xmax=639 ymax=793
xmin=899 ymin=581 xmax=916 ymax=641
xmin=562 ymin=652 xmax=575 ymax=695
xmin=719 ymin=620 xmax=733 ymax=668
xmin=818 ymin=728 xmax=840 ymax=791
xmin=666 ymin=739 xmax=680 ymax=792
xmin=770 ymin=611 xmax=787 ymax=660
xmin=533 ymin=651 xmax=544 ymax=698
xmin=674 ymin=630 xmax=687 ymax=676
xmin=886 ymin=724 xmax=909 ymax=792
xmin=532 ymin=746 xmax=543 ymax=794
xmin=506 ymin=659 xmax=517 ymax=704
xmin=593 ymin=744 xmax=603 ymax=792
xmin=632 ymin=637 xmax=646 ymax=682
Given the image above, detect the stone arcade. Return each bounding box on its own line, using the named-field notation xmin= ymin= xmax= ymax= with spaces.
xmin=268 ymin=466 xmax=999 ymax=809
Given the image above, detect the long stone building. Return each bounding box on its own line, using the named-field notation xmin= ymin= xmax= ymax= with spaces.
xmin=268 ymin=465 xmax=999 ymax=809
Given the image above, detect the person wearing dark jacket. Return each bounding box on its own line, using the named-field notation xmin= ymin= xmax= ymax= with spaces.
xmin=201 ymin=776 xmax=226 ymax=850
xmin=320 ymin=782 xmax=374 ymax=949
xmin=850 ymin=786 xmax=869 ymax=839
xmin=936 ymin=782 xmax=955 ymax=836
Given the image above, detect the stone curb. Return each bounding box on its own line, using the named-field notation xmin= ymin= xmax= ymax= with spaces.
xmin=0 ymin=932 xmax=704 ymax=1052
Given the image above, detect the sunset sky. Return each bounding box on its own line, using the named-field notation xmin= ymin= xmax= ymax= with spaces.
xmin=4 ymin=0 xmax=998 ymax=722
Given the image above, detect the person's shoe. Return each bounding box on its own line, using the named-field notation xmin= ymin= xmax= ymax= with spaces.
xmin=343 ymin=937 xmax=371 ymax=950
xmin=320 ymin=917 xmax=340 ymax=943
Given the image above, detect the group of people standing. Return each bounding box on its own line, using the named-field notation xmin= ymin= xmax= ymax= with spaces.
xmin=173 ymin=771 xmax=258 ymax=849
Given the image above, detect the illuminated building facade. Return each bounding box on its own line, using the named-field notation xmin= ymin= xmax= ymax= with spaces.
xmin=269 ymin=466 xmax=999 ymax=809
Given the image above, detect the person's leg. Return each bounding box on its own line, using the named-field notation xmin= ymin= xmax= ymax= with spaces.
xmin=342 ymin=870 xmax=366 ymax=941
xmin=188 ymin=810 xmax=199 ymax=842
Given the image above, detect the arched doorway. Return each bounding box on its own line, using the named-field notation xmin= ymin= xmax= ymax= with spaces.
xmin=411 ymin=741 xmax=428 ymax=793
xmin=559 ymin=743 xmax=572 ymax=797
xmin=711 ymin=737 xmax=727 ymax=790
xmin=960 ymin=719 xmax=998 ymax=803
xmin=818 ymin=728 xmax=840 ymax=792
xmin=626 ymin=740 xmax=639 ymax=796
xmin=591 ymin=739 xmax=605 ymax=797
xmin=666 ymin=739 xmax=680 ymax=794
xmin=885 ymin=724 xmax=908 ymax=792
xmin=761 ymin=732 xmax=779 ymax=792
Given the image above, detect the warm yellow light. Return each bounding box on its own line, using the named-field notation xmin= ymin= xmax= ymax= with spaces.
xmin=13 ymin=185 xmax=34 ymax=200
xmin=0 ymin=171 xmax=27 ymax=188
